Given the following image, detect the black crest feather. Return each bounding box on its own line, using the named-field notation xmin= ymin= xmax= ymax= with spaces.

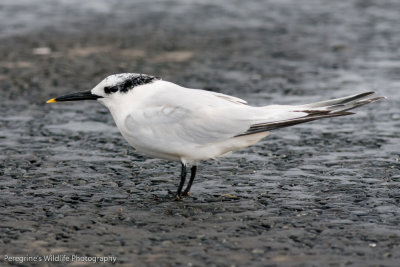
xmin=104 ymin=74 xmax=159 ymax=94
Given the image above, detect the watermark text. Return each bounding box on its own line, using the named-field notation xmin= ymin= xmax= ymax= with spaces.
xmin=3 ymin=254 xmax=117 ymax=264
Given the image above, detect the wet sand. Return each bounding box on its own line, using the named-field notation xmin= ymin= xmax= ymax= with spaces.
xmin=1 ymin=0 xmax=399 ymax=266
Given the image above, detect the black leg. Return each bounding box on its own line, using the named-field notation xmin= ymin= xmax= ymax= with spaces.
xmin=183 ymin=166 xmax=197 ymax=196
xmin=176 ymin=163 xmax=187 ymax=199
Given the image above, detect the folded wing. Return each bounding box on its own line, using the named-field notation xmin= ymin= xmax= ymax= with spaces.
xmin=237 ymin=92 xmax=385 ymax=136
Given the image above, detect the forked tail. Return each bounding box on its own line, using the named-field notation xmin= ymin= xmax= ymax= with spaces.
xmin=237 ymin=92 xmax=385 ymax=136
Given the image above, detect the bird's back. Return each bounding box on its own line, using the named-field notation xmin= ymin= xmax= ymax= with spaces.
xmin=109 ymin=81 xmax=383 ymax=163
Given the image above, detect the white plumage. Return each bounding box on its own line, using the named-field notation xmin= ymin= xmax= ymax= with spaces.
xmin=48 ymin=73 xmax=384 ymax=198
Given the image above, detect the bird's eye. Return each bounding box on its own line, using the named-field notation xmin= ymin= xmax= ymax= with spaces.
xmin=104 ymin=86 xmax=118 ymax=94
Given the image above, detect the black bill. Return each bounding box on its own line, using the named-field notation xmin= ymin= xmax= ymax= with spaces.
xmin=47 ymin=90 xmax=102 ymax=103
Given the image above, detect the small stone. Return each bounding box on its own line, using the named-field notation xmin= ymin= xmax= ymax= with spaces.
xmin=251 ymin=248 xmax=264 ymax=254
xmin=162 ymin=240 xmax=172 ymax=246
xmin=33 ymin=47 xmax=52 ymax=55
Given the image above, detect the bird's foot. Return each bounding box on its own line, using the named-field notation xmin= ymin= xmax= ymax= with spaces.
xmin=174 ymin=191 xmax=190 ymax=200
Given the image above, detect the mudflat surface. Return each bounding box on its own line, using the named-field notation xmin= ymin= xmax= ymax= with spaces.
xmin=1 ymin=0 xmax=399 ymax=266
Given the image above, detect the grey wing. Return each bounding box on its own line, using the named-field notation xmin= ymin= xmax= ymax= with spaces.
xmin=237 ymin=92 xmax=385 ymax=136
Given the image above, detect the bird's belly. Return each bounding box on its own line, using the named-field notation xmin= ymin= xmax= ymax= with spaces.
xmin=132 ymin=144 xmax=183 ymax=162
xmin=118 ymin=125 xmax=269 ymax=164
xmin=118 ymin=129 xmax=210 ymax=162
xmin=118 ymin=130 xmax=183 ymax=161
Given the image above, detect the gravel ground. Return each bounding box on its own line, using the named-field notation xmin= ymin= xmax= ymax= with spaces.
xmin=1 ymin=0 xmax=399 ymax=266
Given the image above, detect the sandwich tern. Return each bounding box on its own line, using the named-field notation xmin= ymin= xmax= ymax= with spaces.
xmin=47 ymin=73 xmax=384 ymax=199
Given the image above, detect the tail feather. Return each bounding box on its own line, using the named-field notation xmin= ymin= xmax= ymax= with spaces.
xmin=300 ymin=91 xmax=376 ymax=109
xmin=236 ymin=92 xmax=385 ymax=137
xmin=330 ymin=96 xmax=385 ymax=112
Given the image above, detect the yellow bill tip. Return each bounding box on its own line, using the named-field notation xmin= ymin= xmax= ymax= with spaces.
xmin=46 ymin=98 xmax=57 ymax=103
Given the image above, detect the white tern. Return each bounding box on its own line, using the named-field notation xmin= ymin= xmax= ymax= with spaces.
xmin=47 ymin=73 xmax=384 ymax=198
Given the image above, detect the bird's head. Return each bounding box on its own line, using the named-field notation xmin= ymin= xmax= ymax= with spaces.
xmin=46 ymin=73 xmax=160 ymax=105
